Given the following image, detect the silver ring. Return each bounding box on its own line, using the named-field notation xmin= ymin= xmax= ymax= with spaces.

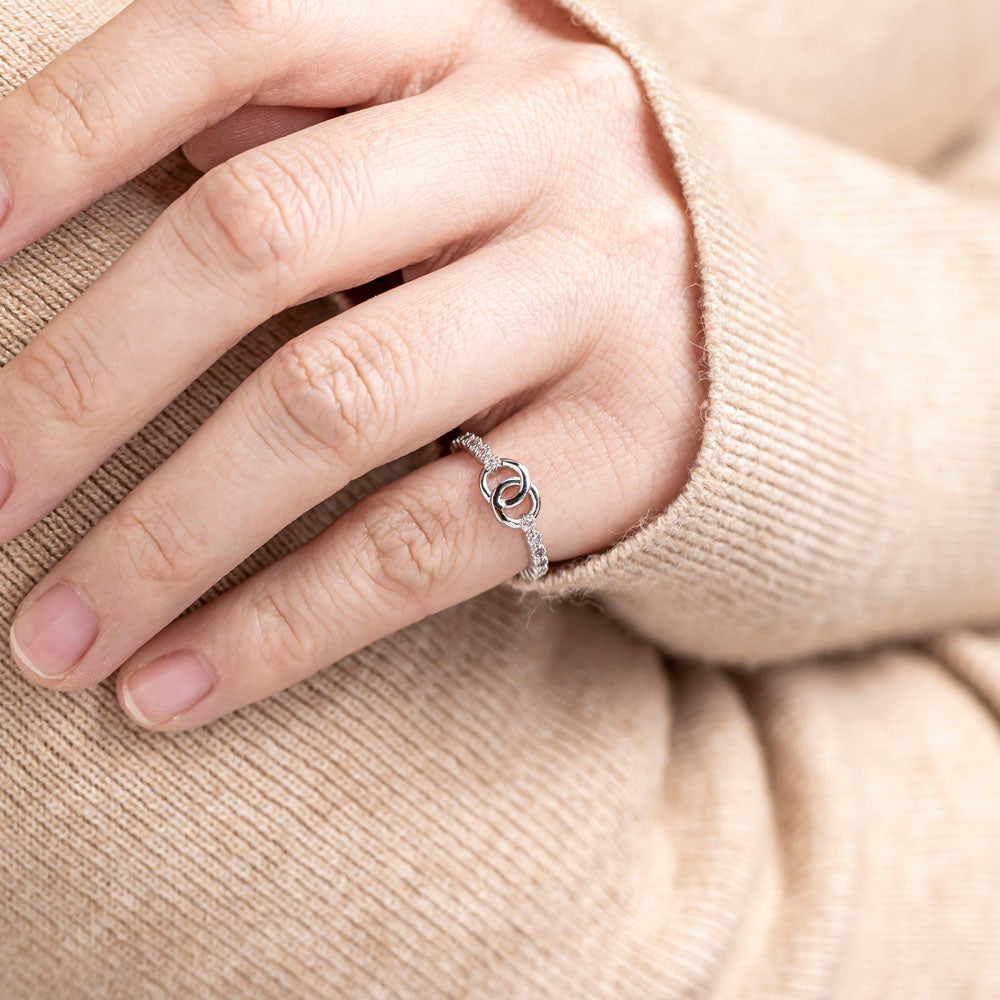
xmin=451 ymin=431 xmax=549 ymax=582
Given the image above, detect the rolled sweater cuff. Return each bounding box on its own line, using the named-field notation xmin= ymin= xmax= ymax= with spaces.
xmin=524 ymin=0 xmax=1000 ymax=664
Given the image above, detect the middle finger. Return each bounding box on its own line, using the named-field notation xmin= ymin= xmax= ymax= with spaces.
xmin=8 ymin=229 xmax=604 ymax=688
xmin=0 ymin=69 xmax=566 ymax=542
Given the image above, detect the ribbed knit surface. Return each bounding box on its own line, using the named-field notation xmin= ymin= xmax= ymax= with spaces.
xmin=3 ymin=0 xmax=1000 ymax=997
xmin=534 ymin=1 xmax=1000 ymax=667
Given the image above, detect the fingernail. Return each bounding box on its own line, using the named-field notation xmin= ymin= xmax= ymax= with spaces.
xmin=11 ymin=582 xmax=99 ymax=678
xmin=0 ymin=174 xmax=9 ymax=230
xmin=121 ymin=651 xmax=215 ymax=726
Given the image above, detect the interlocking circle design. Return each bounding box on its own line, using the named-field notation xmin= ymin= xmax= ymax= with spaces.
xmin=451 ymin=431 xmax=549 ymax=582
xmin=478 ymin=460 xmax=541 ymax=528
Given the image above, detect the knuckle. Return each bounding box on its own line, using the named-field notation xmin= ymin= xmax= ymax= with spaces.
xmin=355 ymin=490 xmax=462 ymax=612
xmin=24 ymin=56 xmax=120 ymax=161
xmin=624 ymin=197 xmax=691 ymax=283
xmin=181 ymin=152 xmax=316 ymax=279
xmin=259 ymin=324 xmax=402 ymax=463
xmin=536 ymin=42 xmax=640 ymax=130
xmin=114 ymin=496 xmax=204 ymax=586
xmin=16 ymin=328 xmax=108 ymax=428
xmin=554 ymin=42 xmax=637 ymax=105
xmin=244 ymin=580 xmax=317 ymax=670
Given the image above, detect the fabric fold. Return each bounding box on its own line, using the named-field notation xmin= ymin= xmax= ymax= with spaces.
xmin=529 ymin=0 xmax=1000 ymax=665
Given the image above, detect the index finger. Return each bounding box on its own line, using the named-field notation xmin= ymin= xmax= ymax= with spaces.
xmin=0 ymin=0 xmax=490 ymax=262
xmin=0 ymin=0 xmax=298 ymax=259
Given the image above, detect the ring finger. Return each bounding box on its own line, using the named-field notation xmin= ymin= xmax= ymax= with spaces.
xmin=115 ymin=394 xmax=634 ymax=730
xmin=8 ymin=229 xmax=606 ymax=689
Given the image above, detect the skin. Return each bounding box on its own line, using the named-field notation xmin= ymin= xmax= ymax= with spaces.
xmin=0 ymin=0 xmax=703 ymax=730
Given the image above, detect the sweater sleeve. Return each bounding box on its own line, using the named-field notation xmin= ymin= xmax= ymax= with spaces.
xmin=581 ymin=0 xmax=1000 ymax=168
xmin=524 ymin=0 xmax=1000 ymax=665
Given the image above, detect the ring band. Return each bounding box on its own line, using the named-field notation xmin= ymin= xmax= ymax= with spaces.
xmin=451 ymin=431 xmax=549 ymax=582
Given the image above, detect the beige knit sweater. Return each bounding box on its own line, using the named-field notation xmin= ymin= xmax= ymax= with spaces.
xmin=3 ymin=0 xmax=1000 ymax=997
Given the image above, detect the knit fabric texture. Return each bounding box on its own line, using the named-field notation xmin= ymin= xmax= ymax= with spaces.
xmin=3 ymin=0 xmax=1000 ymax=997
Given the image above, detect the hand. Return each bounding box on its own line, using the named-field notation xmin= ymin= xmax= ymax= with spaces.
xmin=0 ymin=0 xmax=702 ymax=729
